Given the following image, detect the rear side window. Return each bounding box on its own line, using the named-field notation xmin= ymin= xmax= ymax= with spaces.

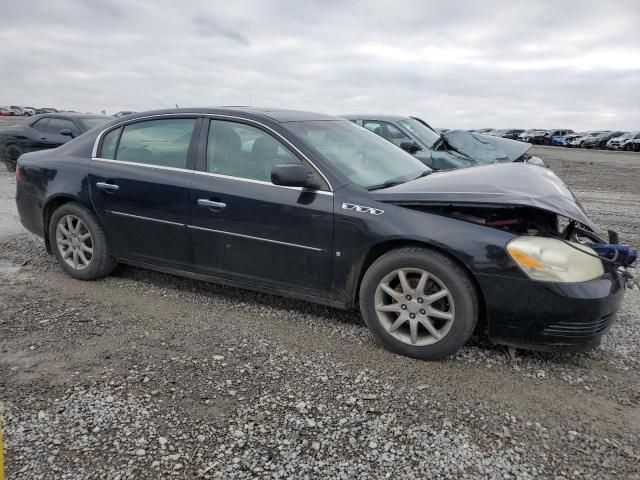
xmin=114 ymin=119 xmax=196 ymax=168
xmin=100 ymin=127 xmax=121 ymax=159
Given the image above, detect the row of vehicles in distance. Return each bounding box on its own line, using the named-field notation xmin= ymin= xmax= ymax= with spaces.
xmin=13 ymin=107 xmax=636 ymax=360
xmin=0 ymin=106 xmax=61 ymax=116
xmin=471 ymin=128 xmax=640 ymax=151
xmin=6 ymin=110 xmax=638 ymax=174
xmin=0 ymin=105 xmax=137 ymax=118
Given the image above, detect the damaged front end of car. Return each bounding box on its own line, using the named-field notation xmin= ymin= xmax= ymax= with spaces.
xmin=372 ymin=162 xmax=637 ymax=351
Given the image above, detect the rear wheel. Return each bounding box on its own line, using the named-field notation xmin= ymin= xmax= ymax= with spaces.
xmin=3 ymin=144 xmax=22 ymax=172
xmin=359 ymin=247 xmax=478 ymax=360
xmin=49 ymin=202 xmax=116 ymax=280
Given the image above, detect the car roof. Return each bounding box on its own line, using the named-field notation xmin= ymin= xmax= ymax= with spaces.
xmin=122 ymin=107 xmax=340 ymax=123
xmin=341 ymin=114 xmax=409 ymax=122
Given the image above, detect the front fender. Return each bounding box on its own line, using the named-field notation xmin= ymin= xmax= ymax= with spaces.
xmin=332 ymin=193 xmax=524 ymax=306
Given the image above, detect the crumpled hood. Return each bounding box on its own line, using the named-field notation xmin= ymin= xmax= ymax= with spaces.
xmin=442 ymin=130 xmax=531 ymax=163
xmin=372 ymin=162 xmax=601 ymax=233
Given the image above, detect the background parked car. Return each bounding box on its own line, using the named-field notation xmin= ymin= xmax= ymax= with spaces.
xmin=490 ymin=129 xmax=525 ymax=140
xmin=8 ymin=106 xmax=25 ymax=116
xmin=555 ymin=132 xmax=584 ymax=147
xmin=519 ymin=129 xmax=547 ymax=144
xmin=0 ymin=113 xmax=112 ymax=171
xmin=344 ymin=115 xmax=544 ymax=170
xmin=517 ymin=129 xmax=540 ymax=142
xmin=0 ymin=107 xmax=13 ymax=116
xmin=470 ymin=128 xmax=495 ymax=134
xmin=607 ymin=131 xmax=638 ymax=151
xmin=582 ymin=131 xmax=624 ymax=149
xmin=542 ymin=129 xmax=575 ymax=146
xmin=113 ymin=110 xmax=138 ymax=118
xmin=21 ymin=107 xmax=36 ymax=116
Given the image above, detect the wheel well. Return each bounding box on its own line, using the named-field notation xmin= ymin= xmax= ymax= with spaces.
xmin=42 ymin=197 xmax=86 ymax=254
xmin=352 ymin=240 xmax=487 ymax=331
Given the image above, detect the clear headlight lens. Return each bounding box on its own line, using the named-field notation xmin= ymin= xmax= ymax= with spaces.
xmin=506 ymin=237 xmax=604 ymax=282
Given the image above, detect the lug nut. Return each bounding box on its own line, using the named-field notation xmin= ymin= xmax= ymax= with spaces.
xmin=406 ymin=295 xmax=412 ymax=300
xmin=420 ymin=309 xmax=426 ymax=315
xmin=401 ymin=304 xmax=407 ymax=310
xmin=409 ymin=313 xmax=415 ymax=319
xmin=417 ymin=298 xmax=424 ymax=303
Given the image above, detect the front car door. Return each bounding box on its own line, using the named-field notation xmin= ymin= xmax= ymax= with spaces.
xmin=190 ymin=117 xmax=334 ymax=299
xmin=43 ymin=117 xmax=81 ymax=148
xmin=88 ymin=116 xmax=200 ymax=269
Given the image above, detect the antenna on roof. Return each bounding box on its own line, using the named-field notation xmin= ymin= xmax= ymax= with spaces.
xmin=175 ymin=104 xmax=179 ymax=108
xmin=248 ymin=94 xmax=252 ymax=106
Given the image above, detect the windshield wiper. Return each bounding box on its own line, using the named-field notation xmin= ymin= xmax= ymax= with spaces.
xmin=412 ymin=170 xmax=432 ymax=181
xmin=366 ymin=178 xmax=408 ymax=191
xmin=367 ymin=170 xmax=431 ymax=191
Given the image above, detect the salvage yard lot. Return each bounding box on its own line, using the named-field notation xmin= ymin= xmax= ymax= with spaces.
xmin=1 ymin=146 xmax=639 ymax=479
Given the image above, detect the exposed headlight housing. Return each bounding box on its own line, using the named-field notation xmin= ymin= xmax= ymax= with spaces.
xmin=507 ymin=237 xmax=604 ymax=282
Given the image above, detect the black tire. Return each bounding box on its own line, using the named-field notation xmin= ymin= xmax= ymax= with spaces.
xmin=3 ymin=144 xmax=22 ymax=172
xmin=359 ymin=246 xmax=478 ymax=360
xmin=48 ymin=202 xmax=116 ymax=280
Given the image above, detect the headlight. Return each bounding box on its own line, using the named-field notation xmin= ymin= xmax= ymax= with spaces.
xmin=507 ymin=237 xmax=604 ymax=282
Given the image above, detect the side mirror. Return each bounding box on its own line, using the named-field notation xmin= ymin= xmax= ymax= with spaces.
xmin=60 ymin=129 xmax=74 ymax=138
xmin=271 ymin=164 xmax=318 ymax=189
xmin=400 ymin=141 xmax=421 ymax=154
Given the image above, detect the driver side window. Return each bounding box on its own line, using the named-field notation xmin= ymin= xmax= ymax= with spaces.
xmin=206 ymin=120 xmax=301 ymax=182
xmin=363 ymin=120 xmax=412 ymax=147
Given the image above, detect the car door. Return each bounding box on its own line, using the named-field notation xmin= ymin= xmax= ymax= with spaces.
xmin=24 ymin=117 xmax=51 ymax=151
xmin=42 ymin=117 xmax=81 ymax=148
xmin=88 ymin=116 xmax=200 ymax=270
xmin=190 ymin=118 xmax=334 ymax=298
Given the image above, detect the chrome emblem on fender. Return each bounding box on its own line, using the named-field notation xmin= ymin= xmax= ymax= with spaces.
xmin=342 ymin=203 xmax=384 ymax=215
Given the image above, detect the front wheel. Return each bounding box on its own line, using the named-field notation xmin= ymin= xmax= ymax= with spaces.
xmin=49 ymin=202 xmax=117 ymax=280
xmin=359 ymin=247 xmax=478 ymax=360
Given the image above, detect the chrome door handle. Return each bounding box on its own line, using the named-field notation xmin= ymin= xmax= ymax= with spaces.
xmin=198 ymin=199 xmax=226 ymax=209
xmin=96 ymin=182 xmax=119 ymax=192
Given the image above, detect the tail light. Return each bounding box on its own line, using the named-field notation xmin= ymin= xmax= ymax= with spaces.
xmin=15 ymin=165 xmax=21 ymax=182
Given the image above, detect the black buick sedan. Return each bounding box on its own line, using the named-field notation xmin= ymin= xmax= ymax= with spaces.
xmin=1 ymin=113 xmax=112 ymax=171
xmin=15 ymin=108 xmax=634 ymax=360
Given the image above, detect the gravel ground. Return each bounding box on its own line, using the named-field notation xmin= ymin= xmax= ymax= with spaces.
xmin=1 ymin=146 xmax=639 ymax=479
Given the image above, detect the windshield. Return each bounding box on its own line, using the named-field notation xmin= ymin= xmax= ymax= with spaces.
xmin=79 ymin=116 xmax=112 ymax=130
xmin=397 ymin=118 xmax=440 ymax=148
xmin=285 ymin=120 xmax=430 ymax=189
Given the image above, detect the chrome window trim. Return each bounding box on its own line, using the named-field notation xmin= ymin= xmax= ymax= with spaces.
xmin=188 ymin=225 xmax=324 ymax=252
xmin=107 ymin=210 xmax=185 ymax=227
xmin=91 ymin=112 xmax=334 ymax=192
xmin=90 ymin=157 xmax=333 ymax=196
xmin=92 ymin=157 xmax=194 ymax=174
xmin=192 ymin=170 xmax=333 ymax=195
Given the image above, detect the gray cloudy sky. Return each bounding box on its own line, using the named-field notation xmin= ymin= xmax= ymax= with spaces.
xmin=2 ymin=0 xmax=639 ymax=129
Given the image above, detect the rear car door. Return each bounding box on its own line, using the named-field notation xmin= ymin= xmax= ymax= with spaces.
xmin=190 ymin=118 xmax=334 ymax=298
xmin=89 ymin=117 xmax=200 ymax=270
xmin=26 ymin=118 xmax=51 ymax=150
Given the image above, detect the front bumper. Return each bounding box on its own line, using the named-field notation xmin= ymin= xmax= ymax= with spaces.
xmin=476 ymin=269 xmax=625 ymax=352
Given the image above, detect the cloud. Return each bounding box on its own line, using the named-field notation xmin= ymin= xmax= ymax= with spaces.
xmin=1 ymin=0 xmax=638 ymax=129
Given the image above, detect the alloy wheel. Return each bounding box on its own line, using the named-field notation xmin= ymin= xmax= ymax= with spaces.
xmin=374 ymin=268 xmax=455 ymax=346
xmin=56 ymin=215 xmax=93 ymax=270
